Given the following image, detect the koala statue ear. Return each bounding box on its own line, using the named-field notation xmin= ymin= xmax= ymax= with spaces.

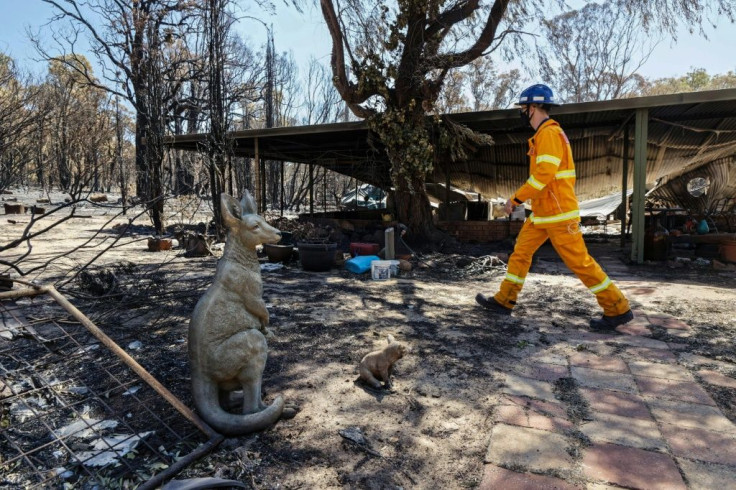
xmin=220 ymin=193 xmax=242 ymax=228
xmin=240 ymin=189 xmax=257 ymax=215
xmin=387 ymin=334 xmax=395 ymax=344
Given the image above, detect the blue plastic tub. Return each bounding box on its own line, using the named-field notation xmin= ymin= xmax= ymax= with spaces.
xmin=345 ymin=255 xmax=380 ymax=274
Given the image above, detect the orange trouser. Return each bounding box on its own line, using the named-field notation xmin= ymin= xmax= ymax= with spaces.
xmin=494 ymin=219 xmax=630 ymax=316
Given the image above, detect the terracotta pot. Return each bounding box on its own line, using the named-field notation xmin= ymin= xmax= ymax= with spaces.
xmin=148 ymin=237 xmax=173 ymax=251
xmin=719 ymin=240 xmax=736 ymax=263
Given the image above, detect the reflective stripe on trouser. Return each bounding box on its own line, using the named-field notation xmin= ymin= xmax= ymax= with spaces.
xmin=494 ymin=220 xmax=630 ymax=316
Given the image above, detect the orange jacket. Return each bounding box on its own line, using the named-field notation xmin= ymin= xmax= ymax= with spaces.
xmin=511 ymin=119 xmax=580 ymax=228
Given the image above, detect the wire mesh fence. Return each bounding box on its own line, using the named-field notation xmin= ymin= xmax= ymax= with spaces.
xmin=0 ymin=286 xmax=221 ymax=489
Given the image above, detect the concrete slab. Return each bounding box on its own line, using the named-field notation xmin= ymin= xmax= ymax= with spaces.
xmin=635 ymin=376 xmax=716 ymax=406
xmin=582 ymin=443 xmax=686 ymax=490
xmin=494 ymin=403 xmax=574 ymax=432
xmin=698 ymin=369 xmax=736 ymax=389
xmin=660 ymin=424 xmax=736 ymax=465
xmin=571 ymin=366 xmax=638 ymax=394
xmin=566 ymin=332 xmax=617 ymax=345
xmin=503 ymin=395 xmax=570 ymax=420
xmin=581 ymin=412 xmax=666 ymax=450
xmin=676 ymin=457 xmax=736 ymax=490
xmin=569 ymin=353 xmax=628 ymax=373
xmin=479 ymin=464 xmax=582 ymax=490
xmin=485 ymin=424 xmax=575 ymax=473
xmin=627 ymin=360 xmax=694 ymax=381
xmin=580 ymin=387 xmax=651 ymax=420
xmin=611 ymin=335 xmax=669 ymax=350
xmin=679 ymin=353 xmax=735 ymax=370
xmin=647 ymin=397 xmax=736 ymax=433
xmin=646 ymin=313 xmax=691 ymax=330
xmin=615 ymin=322 xmax=652 ymax=336
xmin=622 ymin=346 xmax=677 ymax=363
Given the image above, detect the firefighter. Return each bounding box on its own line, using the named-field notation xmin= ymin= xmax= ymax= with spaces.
xmin=475 ymin=84 xmax=633 ymax=330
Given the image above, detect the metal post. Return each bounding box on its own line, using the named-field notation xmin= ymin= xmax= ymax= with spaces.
xmin=254 ymin=138 xmax=261 ymax=213
xmin=620 ymin=124 xmax=630 ymax=249
xmin=631 ymin=108 xmax=648 ymax=263
xmin=309 ymin=163 xmax=314 ymax=216
xmin=260 ymin=157 xmax=266 ymax=213
xmin=280 ymin=161 xmax=284 ymax=217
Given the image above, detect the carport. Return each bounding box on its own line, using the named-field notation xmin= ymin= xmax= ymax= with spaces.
xmin=165 ymin=88 xmax=736 ymax=264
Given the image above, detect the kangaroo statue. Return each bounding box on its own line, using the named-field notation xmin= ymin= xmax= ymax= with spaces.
xmin=189 ymin=191 xmax=289 ymax=435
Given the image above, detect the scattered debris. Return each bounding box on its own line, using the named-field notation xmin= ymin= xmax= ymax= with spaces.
xmin=56 ymin=418 xmax=119 ymax=439
xmin=76 ymin=431 xmax=154 ymax=467
xmin=89 ymin=193 xmax=108 ymax=203
xmin=338 ymin=426 xmax=381 ymax=457
xmin=260 ymin=263 xmax=284 ymax=272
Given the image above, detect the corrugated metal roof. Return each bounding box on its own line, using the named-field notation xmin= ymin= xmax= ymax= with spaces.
xmin=165 ymin=88 xmax=736 ymax=204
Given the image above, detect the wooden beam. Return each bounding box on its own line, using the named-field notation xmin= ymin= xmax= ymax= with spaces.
xmin=631 ymin=108 xmax=648 ymax=263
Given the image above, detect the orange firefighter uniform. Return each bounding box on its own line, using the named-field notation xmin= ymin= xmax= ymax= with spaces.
xmin=493 ymin=119 xmax=630 ymax=316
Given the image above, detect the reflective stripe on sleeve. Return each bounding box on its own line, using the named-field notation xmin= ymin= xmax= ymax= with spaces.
xmin=504 ymin=272 xmax=526 ymax=285
xmin=530 ymin=209 xmax=580 ymax=224
xmin=527 ymin=175 xmax=545 ymax=190
xmin=536 ymin=154 xmax=561 ymax=166
xmin=589 ymin=277 xmax=612 ymax=294
xmin=555 ymin=169 xmax=576 ymax=179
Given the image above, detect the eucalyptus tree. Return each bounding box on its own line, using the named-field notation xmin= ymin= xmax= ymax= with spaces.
xmin=537 ymin=2 xmax=656 ymax=103
xmin=43 ymin=56 xmax=112 ymax=195
xmin=642 ymin=68 xmax=736 ymax=96
xmin=39 ymin=0 xmax=199 ymax=234
xmin=0 ymin=54 xmax=43 ymax=193
xmin=320 ymin=0 xmax=736 ymax=240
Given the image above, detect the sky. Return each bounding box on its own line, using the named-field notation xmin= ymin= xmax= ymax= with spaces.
xmin=1 ymin=1 xmax=735 ymax=83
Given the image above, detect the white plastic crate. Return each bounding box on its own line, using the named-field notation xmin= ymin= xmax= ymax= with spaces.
xmin=371 ymin=260 xmax=400 ymax=280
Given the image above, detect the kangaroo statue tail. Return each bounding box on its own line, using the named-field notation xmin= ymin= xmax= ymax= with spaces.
xmin=192 ymin=371 xmax=284 ymax=436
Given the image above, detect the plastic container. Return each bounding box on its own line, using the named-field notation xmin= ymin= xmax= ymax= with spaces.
xmin=349 ymin=242 xmax=380 ymax=257
xmin=263 ymin=243 xmax=294 ymax=263
xmin=297 ymin=242 xmax=337 ymax=271
xmin=345 ymin=255 xmax=380 ymax=274
xmin=371 ymin=260 xmax=400 ymax=280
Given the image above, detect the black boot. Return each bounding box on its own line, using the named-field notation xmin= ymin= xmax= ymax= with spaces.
xmin=590 ymin=310 xmax=634 ymax=331
xmin=475 ymin=293 xmax=512 ymax=315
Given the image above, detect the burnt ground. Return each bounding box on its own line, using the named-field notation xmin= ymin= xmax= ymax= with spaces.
xmin=1 ymin=194 xmax=735 ymax=489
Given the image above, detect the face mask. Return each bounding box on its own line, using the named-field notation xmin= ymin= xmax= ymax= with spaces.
xmin=519 ymin=107 xmax=532 ymax=128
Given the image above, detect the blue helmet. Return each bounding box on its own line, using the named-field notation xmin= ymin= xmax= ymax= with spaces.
xmin=517 ymin=84 xmax=560 ymax=106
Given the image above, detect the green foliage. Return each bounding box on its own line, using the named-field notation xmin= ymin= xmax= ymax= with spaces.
xmin=642 ymin=67 xmax=736 ymax=95
xmin=369 ymin=103 xmax=434 ymax=191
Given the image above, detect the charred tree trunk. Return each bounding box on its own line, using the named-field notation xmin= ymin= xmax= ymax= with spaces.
xmin=205 ymin=0 xmax=229 ymax=239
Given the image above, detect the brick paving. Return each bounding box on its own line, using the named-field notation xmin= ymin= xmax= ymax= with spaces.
xmin=480 ymin=305 xmax=736 ymax=489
